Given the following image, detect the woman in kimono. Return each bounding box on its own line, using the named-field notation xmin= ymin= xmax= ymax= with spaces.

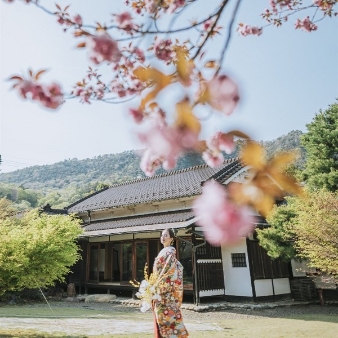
xmin=152 ymin=228 xmax=189 ymax=338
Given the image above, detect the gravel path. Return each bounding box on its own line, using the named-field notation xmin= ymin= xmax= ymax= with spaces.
xmin=0 ymin=301 xmax=337 ymax=336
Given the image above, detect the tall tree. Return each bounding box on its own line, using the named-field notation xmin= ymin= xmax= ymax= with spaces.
xmin=0 ymin=200 xmax=82 ymax=295
xmin=258 ymin=190 xmax=338 ymax=279
xmin=257 ymin=199 xmax=297 ymax=261
xmin=301 ymin=102 xmax=338 ymax=192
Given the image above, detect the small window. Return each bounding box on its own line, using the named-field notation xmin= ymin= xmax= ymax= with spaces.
xmin=231 ymin=253 xmax=247 ymax=267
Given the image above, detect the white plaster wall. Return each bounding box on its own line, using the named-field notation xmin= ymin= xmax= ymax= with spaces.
xmin=273 ymin=278 xmax=291 ymax=294
xmin=254 ymin=279 xmax=273 ymax=296
xmin=221 ymin=238 xmax=253 ymax=297
xmin=255 ymin=278 xmax=291 ymax=296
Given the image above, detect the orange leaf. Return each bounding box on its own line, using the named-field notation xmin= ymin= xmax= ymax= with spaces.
xmin=240 ymin=142 xmax=266 ymax=170
xmin=76 ymin=42 xmax=86 ymax=48
xmin=176 ymin=49 xmax=194 ymax=87
xmin=9 ymin=76 xmax=23 ymax=81
xmin=175 ymin=99 xmax=201 ymax=134
xmin=35 ymin=69 xmax=47 ymax=81
xmin=267 ymin=151 xmax=298 ymax=173
xmin=134 ymin=67 xmax=172 ymax=109
xmin=204 ymin=60 xmax=217 ymax=68
xmin=148 ymin=102 xmax=159 ymax=110
xmin=227 ymin=130 xmax=250 ymax=140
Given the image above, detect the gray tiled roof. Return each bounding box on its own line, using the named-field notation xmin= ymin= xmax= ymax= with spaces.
xmin=67 ymin=158 xmax=242 ymax=213
xmin=83 ymin=210 xmax=195 ymax=232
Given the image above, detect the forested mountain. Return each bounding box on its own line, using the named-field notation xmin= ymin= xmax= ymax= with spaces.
xmin=0 ymin=130 xmax=305 ymax=209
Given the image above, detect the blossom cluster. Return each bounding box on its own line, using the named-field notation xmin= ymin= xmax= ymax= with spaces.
xmin=11 ymin=72 xmax=64 ymax=110
xmin=295 ymin=16 xmax=318 ymax=31
xmin=193 ymin=181 xmax=256 ymax=246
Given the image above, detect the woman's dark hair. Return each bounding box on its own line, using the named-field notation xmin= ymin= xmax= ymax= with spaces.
xmin=168 ymin=228 xmax=176 ymax=239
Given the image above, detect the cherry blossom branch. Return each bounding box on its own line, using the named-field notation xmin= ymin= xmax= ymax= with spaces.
xmin=192 ymin=0 xmax=229 ymax=59
xmin=216 ymin=0 xmax=242 ymax=75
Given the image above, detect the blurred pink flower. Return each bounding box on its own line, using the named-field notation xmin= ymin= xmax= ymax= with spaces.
xmin=237 ymin=24 xmax=263 ymax=36
xmin=87 ymin=34 xmax=122 ymax=64
xmin=207 ymin=132 xmax=235 ymax=154
xmin=129 ymin=107 xmax=144 ymax=124
xmin=207 ymin=75 xmax=240 ymax=115
xmin=295 ymin=16 xmax=317 ymax=32
xmin=115 ymin=11 xmax=137 ymax=33
xmin=144 ymin=0 xmax=157 ymax=13
xmin=16 ymin=80 xmax=63 ymax=109
xmin=140 ymin=149 xmax=162 ymax=177
xmin=137 ymin=117 xmax=200 ymax=175
xmin=314 ymin=0 xmax=335 ymax=11
xmin=202 ymin=151 xmax=224 ymax=168
xmin=154 ymin=38 xmax=175 ymax=64
xmin=73 ymin=14 xmax=83 ymax=26
xmin=166 ymin=0 xmax=186 ymax=13
xmin=193 ymin=181 xmax=256 ymax=246
xmin=134 ymin=47 xmax=145 ymax=63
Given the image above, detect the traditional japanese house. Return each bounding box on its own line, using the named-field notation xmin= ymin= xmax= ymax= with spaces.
xmin=64 ymin=158 xmax=292 ymax=304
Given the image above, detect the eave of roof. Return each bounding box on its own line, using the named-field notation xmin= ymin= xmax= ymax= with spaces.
xmin=80 ymin=211 xmax=197 ymax=238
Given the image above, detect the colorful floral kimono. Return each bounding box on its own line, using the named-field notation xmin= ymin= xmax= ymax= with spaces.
xmin=152 ymin=246 xmax=189 ymax=338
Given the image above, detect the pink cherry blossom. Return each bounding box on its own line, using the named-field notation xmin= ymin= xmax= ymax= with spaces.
xmin=129 ymin=107 xmax=145 ymax=124
xmin=193 ymin=181 xmax=256 ymax=246
xmin=269 ymin=0 xmax=292 ymax=13
xmin=295 ymin=16 xmax=318 ymax=32
xmin=38 ymin=83 xmax=64 ymax=109
xmin=134 ymin=47 xmax=145 ymax=63
xmin=207 ymin=75 xmax=240 ymax=115
xmin=73 ymin=14 xmax=83 ymax=26
xmin=140 ymin=149 xmax=162 ymax=177
xmin=166 ymin=0 xmax=186 ymax=13
xmin=137 ymin=116 xmax=200 ymax=175
xmin=202 ymin=132 xmax=235 ymax=167
xmin=202 ymin=151 xmax=224 ymax=168
xmin=87 ymin=34 xmax=122 ymax=64
xmin=114 ymin=11 xmax=137 ymax=33
xmin=314 ymin=0 xmax=335 ymax=11
xmin=237 ymin=24 xmax=263 ymax=36
xmin=137 ymin=121 xmax=181 ymax=172
xmin=207 ymin=131 xmax=235 ymax=154
xmin=153 ymin=38 xmax=175 ymax=64
xmin=145 ymin=0 xmax=157 ymax=13
xmin=16 ymin=80 xmax=64 ymax=109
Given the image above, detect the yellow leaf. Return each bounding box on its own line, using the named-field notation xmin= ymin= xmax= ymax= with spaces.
xmin=267 ymin=151 xmax=297 ymax=173
xmin=9 ymin=76 xmax=23 ymax=81
xmin=176 ymin=48 xmax=194 ymax=87
xmin=76 ymin=42 xmax=86 ymax=48
xmin=195 ymin=81 xmax=210 ymax=105
xmin=204 ymin=60 xmax=217 ymax=68
xmin=35 ymin=69 xmax=47 ymax=81
xmin=134 ymin=67 xmax=172 ymax=109
xmin=175 ymin=99 xmax=201 ymax=134
xmin=254 ymin=193 xmax=275 ymax=217
xmin=240 ymin=142 xmax=266 ymax=170
xmin=227 ymin=130 xmax=250 ymax=140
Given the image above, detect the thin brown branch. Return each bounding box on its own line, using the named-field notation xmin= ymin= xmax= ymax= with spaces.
xmin=216 ymin=0 xmax=242 ymax=75
xmin=192 ymin=0 xmax=230 ymax=60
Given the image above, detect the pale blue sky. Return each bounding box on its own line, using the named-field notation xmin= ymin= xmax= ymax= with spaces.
xmin=0 ymin=0 xmax=337 ymax=173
